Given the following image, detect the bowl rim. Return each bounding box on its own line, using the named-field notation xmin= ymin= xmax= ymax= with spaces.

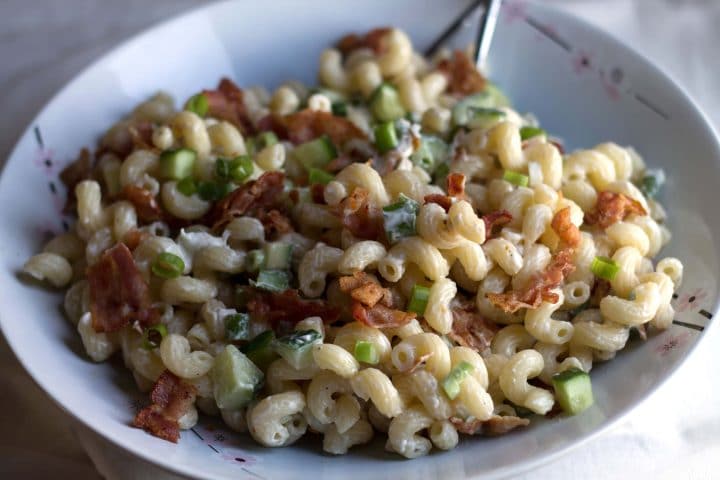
xmin=1 ymin=0 xmax=719 ymax=478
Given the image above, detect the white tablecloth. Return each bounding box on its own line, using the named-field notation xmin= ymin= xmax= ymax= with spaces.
xmin=1 ymin=1 xmax=718 ymax=478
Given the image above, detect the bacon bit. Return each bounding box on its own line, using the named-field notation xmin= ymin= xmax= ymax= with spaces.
xmin=437 ymin=50 xmax=487 ymax=96
xmin=338 ymin=271 xmax=376 ymax=292
xmin=448 ymin=298 xmax=498 ymax=352
xmin=352 ymin=301 xmax=416 ymax=329
xmin=486 ymin=247 xmax=576 ymax=313
xmin=350 ymin=282 xmax=386 ymax=308
xmin=258 ymin=209 xmax=295 ymax=238
xmin=450 ymin=415 xmax=530 ymax=436
xmin=334 ymin=187 xmax=385 ymax=241
xmin=482 ymin=210 xmax=513 ymax=239
xmin=247 ymin=289 xmax=341 ymax=328
xmin=206 ymin=171 xmax=286 ymax=230
xmin=202 ymin=78 xmax=254 ymax=135
xmin=122 ymin=229 xmax=149 ymax=251
xmin=121 ymin=184 xmax=163 ymax=224
xmin=424 ymin=193 xmax=452 ymax=212
xmin=589 ymin=279 xmax=611 ymax=307
xmin=447 ymin=172 xmax=466 ymax=198
xmin=59 ymin=148 xmax=94 ymax=213
xmin=88 ymin=243 xmax=156 ymax=333
xmin=585 ymin=191 xmax=647 ymax=229
xmin=128 ymin=122 xmax=155 ymax=152
xmin=551 ymin=206 xmax=581 ymax=247
xmin=133 ymin=371 xmax=197 ymax=443
xmin=550 ymin=139 xmax=565 ymax=154
xmin=280 ymin=110 xmax=367 ymax=146
xmin=337 ymin=27 xmax=392 ymax=55
xmin=311 ymin=183 xmax=326 ymax=204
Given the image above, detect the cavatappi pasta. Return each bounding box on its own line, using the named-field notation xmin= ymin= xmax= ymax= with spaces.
xmin=23 ymin=27 xmax=680 ymax=458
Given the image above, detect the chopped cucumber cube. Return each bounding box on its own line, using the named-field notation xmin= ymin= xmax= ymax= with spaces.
xmin=241 ymin=330 xmax=278 ymax=369
xmin=225 ymin=313 xmax=251 ymax=341
xmin=369 ymin=83 xmax=405 ymax=122
xmin=292 ymin=135 xmax=337 ymax=171
xmin=410 ymin=135 xmax=449 ymax=175
xmin=382 ymin=193 xmax=420 ymax=244
xmin=407 ymin=284 xmax=430 ymax=315
xmin=354 ymin=340 xmax=379 ymax=364
xmin=552 ymin=367 xmax=594 ymax=414
xmin=264 ymin=242 xmax=293 ymax=270
xmin=212 ymin=345 xmax=264 ymax=410
xmin=251 ymin=269 xmax=290 ymax=292
xmin=245 ymin=249 xmax=265 ymax=273
xmin=274 ymin=329 xmax=323 ymax=369
xmin=466 ymin=107 xmax=506 ymax=130
xmin=160 ymin=149 xmax=196 ymax=180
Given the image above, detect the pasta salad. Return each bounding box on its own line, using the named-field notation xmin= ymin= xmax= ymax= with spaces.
xmin=23 ymin=27 xmax=683 ymax=458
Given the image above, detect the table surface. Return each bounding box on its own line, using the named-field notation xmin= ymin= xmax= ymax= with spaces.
xmin=1 ymin=1 xmax=719 ymax=479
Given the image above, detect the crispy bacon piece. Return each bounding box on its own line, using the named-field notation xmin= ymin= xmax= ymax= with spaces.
xmin=247 ymin=289 xmax=340 ymax=327
xmin=450 ymin=415 xmax=530 ymax=436
xmin=133 ymin=371 xmax=197 ymax=443
xmin=337 ymin=27 xmax=391 ymax=55
xmin=352 ymin=301 xmax=416 ymax=329
xmin=279 ymin=110 xmax=367 ymax=146
xmin=584 ymin=191 xmax=647 ymax=229
xmin=87 ymin=243 xmax=156 ymax=333
xmin=486 ymin=247 xmax=576 ymax=313
xmin=424 ymin=193 xmax=452 ymax=212
xmin=334 ymin=187 xmax=385 ymax=241
xmin=122 ymin=229 xmax=149 ymax=251
xmin=350 ymin=282 xmax=386 ymax=308
xmin=59 ymin=148 xmax=94 ymax=213
xmin=482 ymin=210 xmax=513 ymax=239
xmin=551 ymin=206 xmax=581 ymax=247
xmin=338 ymin=271 xmax=376 ymax=292
xmin=121 ymin=185 xmax=163 ymax=223
xmin=311 ymin=183 xmax=326 ymax=204
xmin=339 ymin=272 xmax=386 ymax=308
xmin=259 ymin=209 xmax=295 ymax=237
xmin=447 ymin=172 xmax=466 ymax=198
xmin=206 ymin=171 xmax=286 ymax=230
xmin=202 ymin=78 xmax=254 ymax=135
xmin=437 ymin=50 xmax=486 ymax=96
xmin=447 ymin=298 xmax=498 ymax=352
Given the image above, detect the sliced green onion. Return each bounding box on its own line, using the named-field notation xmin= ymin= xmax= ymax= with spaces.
xmin=520 ymin=126 xmax=546 ymax=141
xmin=256 ymin=131 xmax=279 ymax=150
xmin=225 ymin=313 xmax=251 ymax=341
xmin=332 ymin=102 xmax=348 ymax=117
xmin=151 ymin=252 xmax=185 ymax=279
xmin=252 ymin=269 xmax=290 ymax=292
xmin=184 ymin=93 xmax=209 ymax=117
xmin=382 ymin=193 xmax=420 ymax=244
xmin=639 ymin=168 xmax=665 ymax=199
xmin=197 ymin=181 xmax=224 ymax=201
xmin=369 ymin=83 xmax=405 ymax=122
xmin=308 ymin=168 xmax=334 ymax=185
xmin=245 ymin=249 xmax=265 ymax=273
xmin=159 ymin=148 xmax=196 ymax=180
xmin=176 ymin=176 xmax=197 ymax=196
xmin=229 ymin=155 xmax=254 ymax=183
xmin=142 ymin=324 xmax=168 ymax=350
xmin=374 ymin=121 xmax=399 ymax=153
xmin=244 ymin=137 xmax=257 ymax=156
xmin=354 ymin=340 xmax=379 ymax=365
xmin=293 ymin=135 xmax=337 ymax=171
xmin=407 ymin=284 xmax=430 ymax=315
xmin=451 ymin=92 xmax=495 ymax=127
xmin=503 ymin=170 xmax=529 ymax=187
xmin=442 ymin=361 xmax=474 ymax=400
xmin=215 ymin=158 xmax=231 ymax=179
xmin=590 ymin=256 xmax=620 ymax=281
xmin=552 ymin=367 xmax=594 ymax=414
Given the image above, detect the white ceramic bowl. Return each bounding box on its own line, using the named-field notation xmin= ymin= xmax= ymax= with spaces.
xmin=1 ymin=1 xmax=718 ymax=478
